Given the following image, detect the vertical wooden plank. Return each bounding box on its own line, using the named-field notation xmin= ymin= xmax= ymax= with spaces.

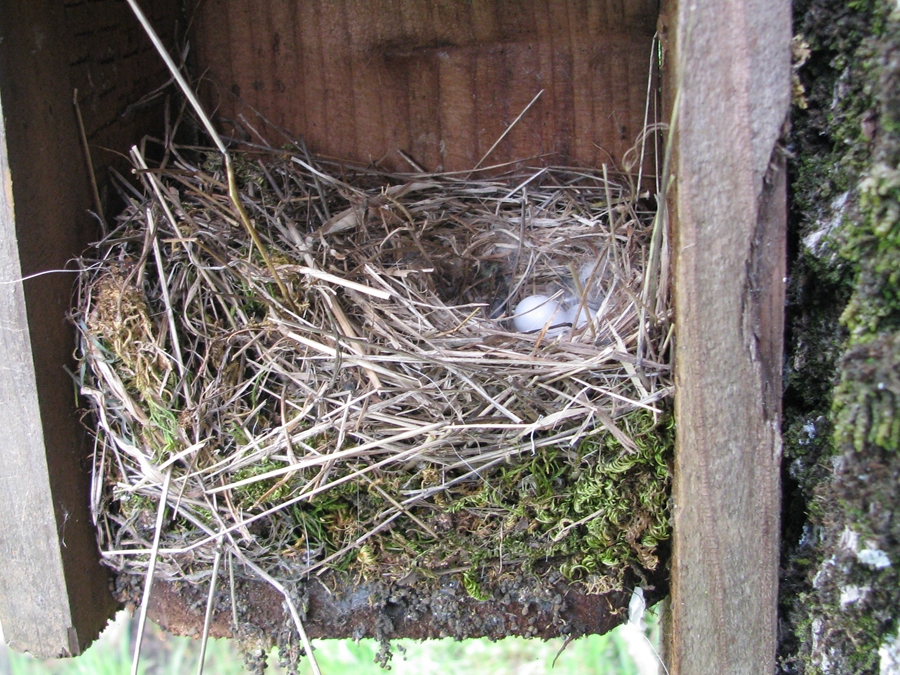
xmin=397 ymin=0 xmax=443 ymax=170
xmin=0 ymin=2 xmax=110 ymax=657
xmin=0 ymin=87 xmax=77 ymax=658
xmin=0 ymin=0 xmax=177 ymax=656
xmin=668 ymin=0 xmax=790 ymax=673
xmin=296 ymin=1 xmax=326 ymax=147
xmin=469 ymin=1 xmax=504 ymax=164
xmin=434 ymin=1 xmax=478 ymax=170
xmin=266 ymin=1 xmax=303 ymax=136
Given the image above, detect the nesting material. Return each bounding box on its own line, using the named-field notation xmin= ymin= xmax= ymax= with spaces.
xmin=75 ymin=144 xmax=673 ymax=613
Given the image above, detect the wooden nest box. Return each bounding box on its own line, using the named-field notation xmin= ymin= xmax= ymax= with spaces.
xmin=0 ymin=1 xmax=789 ymax=673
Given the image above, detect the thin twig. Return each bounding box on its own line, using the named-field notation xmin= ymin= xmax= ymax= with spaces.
xmin=73 ymin=88 xmax=105 ymax=227
xmin=196 ymin=541 xmax=223 ymax=675
xmin=231 ymin=548 xmax=322 ymax=675
xmin=130 ymin=469 xmax=172 ymax=675
xmin=473 ymin=89 xmax=544 ymax=170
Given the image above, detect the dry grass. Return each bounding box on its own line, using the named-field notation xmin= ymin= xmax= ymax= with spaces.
xmin=73 ymin=138 xmax=672 ymax=665
xmin=70 ymin=7 xmax=673 ymax=674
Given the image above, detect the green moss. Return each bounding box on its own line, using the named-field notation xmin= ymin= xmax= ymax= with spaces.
xmin=840 ymin=164 xmax=900 ymax=339
xmin=790 ymin=0 xmax=883 ymax=231
xmin=832 ymin=335 xmax=900 ymax=456
xmin=143 ymin=398 xmax=184 ymax=459
xmin=252 ymin=408 xmax=673 ymax=598
xmin=118 ymin=491 xmax=157 ymax=520
xmin=231 ymin=460 xmax=296 ymax=508
xmin=780 ymin=2 xmax=900 ymax=672
xmin=462 ymin=567 xmax=491 ymax=601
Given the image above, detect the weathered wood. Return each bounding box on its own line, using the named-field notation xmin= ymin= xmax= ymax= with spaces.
xmin=666 ymin=0 xmax=790 ymax=672
xmin=190 ymin=0 xmax=658 ymax=175
xmin=0 ymin=2 xmax=109 ymax=657
xmin=146 ymin=570 xmax=669 ymax=643
xmin=0 ymin=90 xmax=80 ymax=658
xmin=0 ymin=0 xmax=176 ymax=656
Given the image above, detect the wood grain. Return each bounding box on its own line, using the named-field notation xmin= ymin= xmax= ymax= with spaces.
xmin=190 ymin=0 xmax=659 ymax=174
xmin=0 ymin=5 xmax=104 ymax=655
xmin=0 ymin=0 xmax=176 ymax=656
xmin=667 ymin=0 xmax=790 ymax=672
xmin=0 ymin=88 xmax=78 ymax=658
xmin=146 ymin=569 xmax=669 ymax=643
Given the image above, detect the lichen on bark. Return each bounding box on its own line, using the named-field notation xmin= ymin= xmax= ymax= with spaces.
xmin=780 ymin=1 xmax=900 ymax=673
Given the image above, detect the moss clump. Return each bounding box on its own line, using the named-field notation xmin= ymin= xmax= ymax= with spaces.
xmin=789 ymin=0 xmax=883 ymax=227
xmin=840 ymin=164 xmax=900 ymax=340
xmin=231 ymin=460 xmax=298 ymax=508
xmin=780 ymin=1 xmax=900 ymax=672
xmin=253 ymin=409 xmax=673 ymax=599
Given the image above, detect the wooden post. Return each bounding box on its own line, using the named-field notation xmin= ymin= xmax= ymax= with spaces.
xmin=0 ymin=2 xmax=116 ymax=656
xmin=0 ymin=0 xmax=177 ymax=656
xmin=0 ymin=94 xmax=83 ymax=658
xmin=667 ymin=0 xmax=790 ymax=672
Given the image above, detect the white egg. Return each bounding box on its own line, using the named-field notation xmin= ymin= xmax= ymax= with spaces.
xmin=513 ymin=295 xmax=566 ymax=334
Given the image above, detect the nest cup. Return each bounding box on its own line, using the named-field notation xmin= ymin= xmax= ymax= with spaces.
xmin=74 ymin=143 xmax=673 ymax=627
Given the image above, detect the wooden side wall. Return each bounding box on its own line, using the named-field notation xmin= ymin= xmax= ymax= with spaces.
xmin=666 ymin=0 xmax=790 ymax=672
xmin=0 ymin=0 xmax=177 ymax=656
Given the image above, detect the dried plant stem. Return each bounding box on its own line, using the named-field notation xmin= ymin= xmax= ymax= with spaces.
xmin=474 ymin=89 xmax=544 ymax=170
xmin=123 ymin=0 xmax=223 ymax=154
xmin=130 ymin=468 xmax=172 ymax=675
xmin=225 ymin=159 xmax=296 ymax=310
xmin=125 ymin=0 xmax=294 ymax=312
xmin=196 ymin=542 xmax=223 ymax=675
xmin=73 ymin=88 xmax=105 ymax=226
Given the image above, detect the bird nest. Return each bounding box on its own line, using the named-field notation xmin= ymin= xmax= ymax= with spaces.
xmin=74 ymin=143 xmax=673 ymax=616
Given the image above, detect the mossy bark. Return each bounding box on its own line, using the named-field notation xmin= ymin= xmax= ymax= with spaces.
xmin=780 ymin=1 xmax=900 ymax=672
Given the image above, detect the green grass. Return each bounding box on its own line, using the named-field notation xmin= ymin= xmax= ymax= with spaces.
xmin=3 ymin=609 xmax=662 ymax=675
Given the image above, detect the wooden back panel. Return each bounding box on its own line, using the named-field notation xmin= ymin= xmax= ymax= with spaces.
xmin=191 ymin=0 xmax=659 ymax=173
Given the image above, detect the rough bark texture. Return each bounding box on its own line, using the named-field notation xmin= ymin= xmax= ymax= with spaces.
xmin=779 ymin=1 xmax=900 ymax=673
